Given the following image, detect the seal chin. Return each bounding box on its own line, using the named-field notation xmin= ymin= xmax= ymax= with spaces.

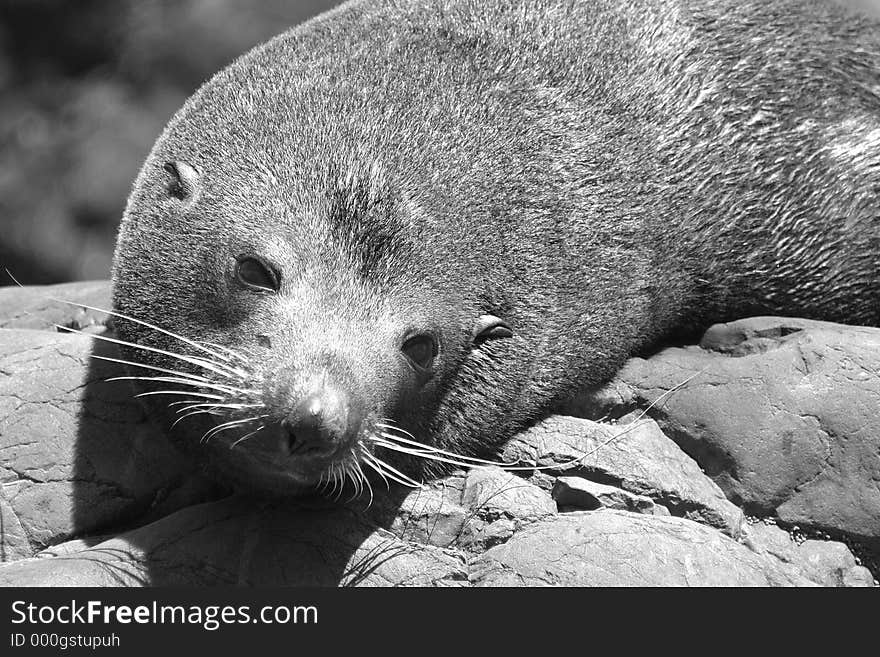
xmin=279 ymin=439 xmax=355 ymax=483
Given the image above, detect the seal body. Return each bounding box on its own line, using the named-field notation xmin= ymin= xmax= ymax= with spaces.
xmin=112 ymin=0 xmax=880 ymax=494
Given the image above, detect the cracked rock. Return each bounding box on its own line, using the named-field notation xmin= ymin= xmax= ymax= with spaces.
xmin=455 ymin=467 xmax=556 ymax=550
xmin=0 ymin=496 xmax=31 ymax=562
xmin=0 ymin=326 xmax=209 ymax=555
xmin=744 ymin=521 xmax=875 ymax=587
xmin=366 ymin=475 xmax=470 ymax=548
xmin=461 ymin=467 xmax=556 ymax=520
xmin=502 ymin=415 xmax=744 ymax=538
xmin=573 ymin=316 xmax=880 ymax=541
xmin=469 ymin=511 xmax=813 ymax=586
xmin=552 ymin=476 xmax=665 ymax=515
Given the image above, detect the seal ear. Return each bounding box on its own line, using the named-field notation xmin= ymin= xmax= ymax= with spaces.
xmin=472 ymin=314 xmax=513 ymax=344
xmin=163 ymin=161 xmax=199 ymax=201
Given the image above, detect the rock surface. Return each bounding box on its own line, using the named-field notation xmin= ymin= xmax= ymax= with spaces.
xmin=0 ymin=283 xmax=876 ymax=586
xmin=572 ymin=316 xmax=880 ymax=543
xmin=553 ymin=476 xmax=667 ymax=515
xmin=0 ymin=326 xmax=215 ymax=559
xmin=744 ymin=520 xmax=874 ymax=587
xmin=0 ymin=281 xmax=112 ymax=331
xmin=502 ymin=415 xmax=745 ymax=538
xmin=470 ymin=511 xmax=815 ymax=587
xmin=456 ymin=467 xmax=557 ymax=550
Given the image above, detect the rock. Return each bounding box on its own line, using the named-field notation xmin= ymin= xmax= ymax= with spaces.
xmin=0 ymin=496 xmax=31 ymax=562
xmin=502 ymin=415 xmax=744 ymax=538
xmin=470 ymin=511 xmax=813 ymax=586
xmin=460 ymin=467 xmax=556 ymax=520
xmin=0 ymin=281 xmax=112 ymax=331
xmin=367 ymin=475 xmax=470 ymax=548
xmin=369 ymin=468 xmax=557 ymax=552
xmin=455 ymin=467 xmax=557 ymax=550
xmin=745 ymin=521 xmax=875 ymax=587
xmin=0 ymin=326 xmax=210 ymax=557
xmin=553 ymin=476 xmax=658 ymax=515
xmin=0 ymin=496 xmax=468 ymax=587
xmin=573 ymin=317 xmax=880 ymax=541
xmin=797 ymin=540 xmax=876 ymax=587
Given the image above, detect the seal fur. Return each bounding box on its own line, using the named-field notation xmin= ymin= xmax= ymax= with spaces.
xmin=112 ymin=0 xmax=880 ymax=494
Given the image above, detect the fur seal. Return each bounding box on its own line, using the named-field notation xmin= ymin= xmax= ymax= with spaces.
xmin=111 ymin=0 xmax=880 ymax=495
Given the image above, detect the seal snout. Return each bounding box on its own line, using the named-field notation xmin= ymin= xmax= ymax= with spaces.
xmin=280 ymin=385 xmax=362 ymax=461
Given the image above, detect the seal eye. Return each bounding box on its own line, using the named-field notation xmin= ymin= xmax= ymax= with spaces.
xmin=236 ymin=257 xmax=280 ymax=292
xmin=473 ymin=314 xmax=513 ymax=344
xmin=402 ymin=334 xmax=436 ymax=371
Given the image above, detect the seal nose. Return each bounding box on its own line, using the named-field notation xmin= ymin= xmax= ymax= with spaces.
xmin=281 ymin=387 xmax=358 ymax=459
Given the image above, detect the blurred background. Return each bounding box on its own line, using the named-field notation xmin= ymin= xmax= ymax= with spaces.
xmin=0 ymin=0 xmax=342 ymax=285
xmin=0 ymin=0 xmax=878 ymax=286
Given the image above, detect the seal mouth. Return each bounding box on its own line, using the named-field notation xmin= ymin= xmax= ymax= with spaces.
xmin=205 ymin=414 xmax=517 ymax=496
xmin=282 ymin=445 xmax=355 ymax=480
xmin=212 ymin=419 xmax=360 ymax=485
xmin=209 ymin=419 xmax=421 ymax=494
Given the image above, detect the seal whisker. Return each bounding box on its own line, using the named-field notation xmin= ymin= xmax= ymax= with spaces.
xmin=171 ymin=409 xmax=227 ymax=428
xmin=327 ymin=465 xmax=336 ymax=497
xmin=363 ymin=452 xmax=423 ymax=489
xmin=351 ymin=456 xmax=364 ymax=498
xmin=184 ymin=412 xmax=269 ymax=432
xmin=230 ymin=425 xmax=265 ymax=449
xmin=200 ymin=417 xmax=262 ymax=444
xmin=347 ymin=464 xmax=358 ymax=499
xmin=375 ymin=421 xmax=416 ymax=441
xmin=375 ymin=431 xmax=520 ymax=467
xmin=356 ymin=462 xmax=368 ymax=499
xmin=362 ymin=453 xmax=391 ymax=490
xmin=59 ymin=326 xmax=243 ymax=381
xmin=348 ymin=463 xmax=357 ymax=492
xmin=372 ymin=437 xmax=495 ymax=470
xmin=354 ymin=458 xmax=374 ymax=508
xmin=51 ymin=298 xmax=243 ymax=370
xmin=106 ymin=375 xmax=255 ymax=396
xmin=362 ymin=453 xmax=402 ymax=488
xmin=168 ymin=399 xmax=242 ymax=408
xmin=349 ymin=448 xmax=373 ymax=509
xmin=338 ymin=464 xmax=350 ymax=500
xmin=330 ymin=463 xmax=343 ymax=499
xmin=325 ymin=464 xmax=337 ymax=497
xmin=344 ymin=463 xmax=361 ymax=503
xmin=136 ymin=390 xmax=227 ymax=401
xmin=167 ymin=399 xmax=216 ymax=409
xmin=173 ymin=402 xmax=263 ymax=414
xmin=202 ymin=341 xmax=251 ymax=366
xmin=92 ymin=355 xmax=220 ymax=385
xmin=338 ymin=472 xmax=351 ymax=502
xmin=368 ymin=463 xmax=413 ymax=489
